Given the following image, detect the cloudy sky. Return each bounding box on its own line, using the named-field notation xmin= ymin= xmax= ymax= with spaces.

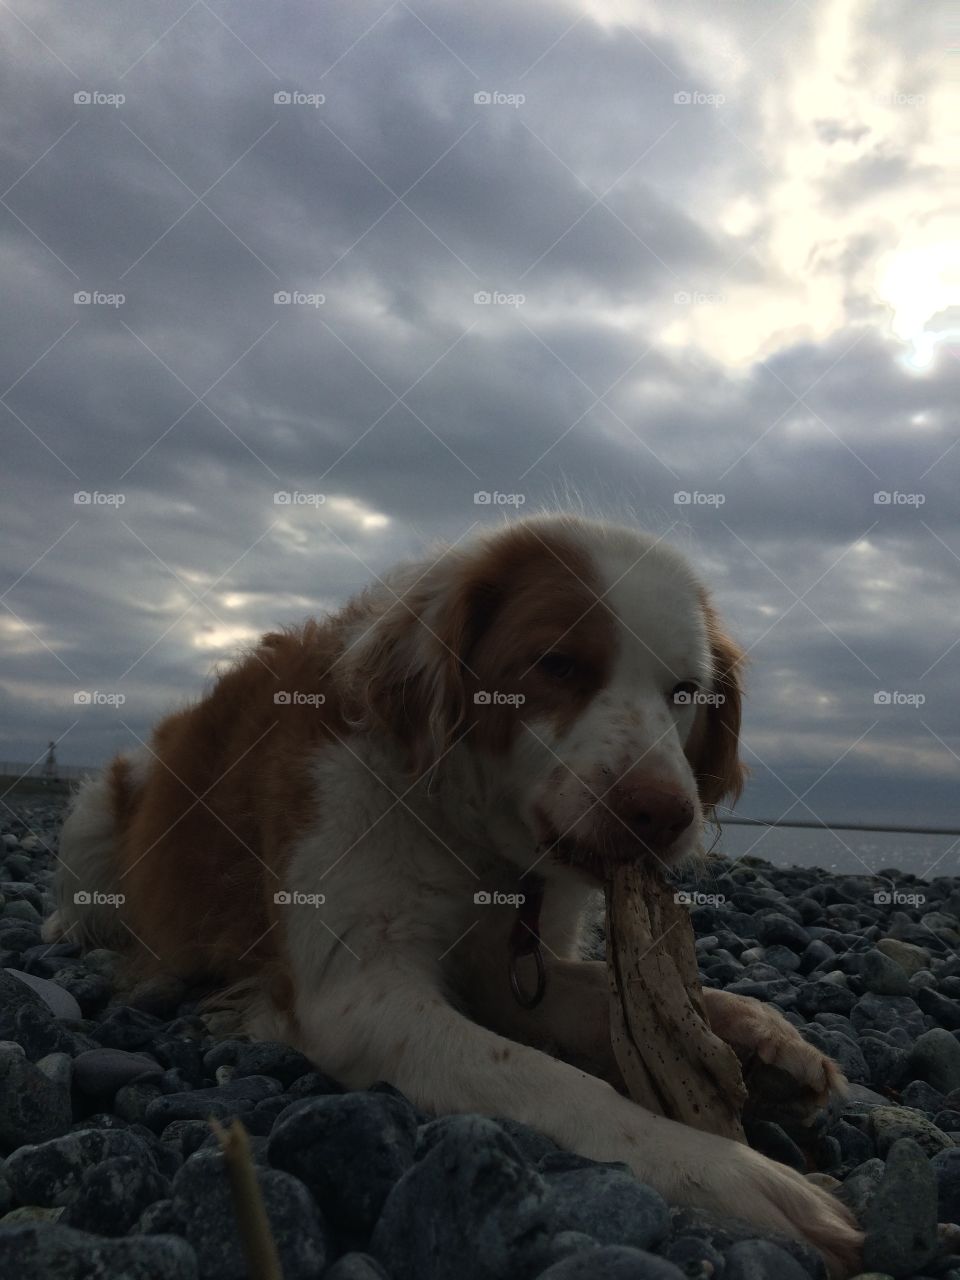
xmin=1 ymin=0 xmax=956 ymax=851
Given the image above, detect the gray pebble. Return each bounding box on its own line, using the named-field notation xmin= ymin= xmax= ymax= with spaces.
xmin=0 ymin=1223 xmax=197 ymax=1279
xmin=863 ymin=1138 xmax=939 ymax=1277
xmin=3 ymin=968 xmax=81 ymax=1021
xmin=0 ymin=1043 xmax=72 ymax=1148
xmin=909 ymin=1028 xmax=960 ymax=1094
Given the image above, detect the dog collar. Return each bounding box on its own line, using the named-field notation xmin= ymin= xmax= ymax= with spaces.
xmin=509 ymin=877 xmax=546 ymax=1009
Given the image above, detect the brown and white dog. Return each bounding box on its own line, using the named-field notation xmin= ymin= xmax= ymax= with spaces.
xmin=46 ymin=514 xmax=861 ymax=1272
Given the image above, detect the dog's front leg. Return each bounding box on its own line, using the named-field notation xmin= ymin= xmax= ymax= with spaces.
xmin=294 ymin=964 xmax=860 ymax=1277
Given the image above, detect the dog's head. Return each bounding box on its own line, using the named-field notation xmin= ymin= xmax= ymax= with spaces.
xmin=348 ymin=514 xmax=745 ymax=878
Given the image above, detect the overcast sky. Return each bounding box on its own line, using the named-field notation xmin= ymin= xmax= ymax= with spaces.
xmin=1 ymin=0 xmax=956 ymax=843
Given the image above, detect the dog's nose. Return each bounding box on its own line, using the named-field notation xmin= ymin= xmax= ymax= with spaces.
xmin=615 ymin=782 xmax=695 ymax=850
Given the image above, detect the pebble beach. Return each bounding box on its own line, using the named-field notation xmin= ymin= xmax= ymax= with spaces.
xmin=0 ymin=792 xmax=958 ymax=1280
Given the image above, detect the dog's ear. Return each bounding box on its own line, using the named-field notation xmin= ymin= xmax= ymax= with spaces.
xmin=346 ymin=559 xmax=497 ymax=777
xmin=685 ymin=597 xmax=747 ymax=814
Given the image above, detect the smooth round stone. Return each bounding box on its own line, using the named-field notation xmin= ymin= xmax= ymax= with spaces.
xmin=755 ymin=913 xmax=810 ymax=951
xmin=73 ymin=1048 xmax=164 ymax=1097
xmin=541 ymin=1163 xmax=670 ymax=1251
xmin=868 ymin=1105 xmax=955 ymax=1157
xmin=536 ymin=1246 xmax=687 ymax=1279
xmin=0 ymin=1223 xmax=197 ymax=1279
xmin=269 ymin=1092 xmax=418 ymax=1236
xmin=322 ymin=1255 xmax=391 ymax=1280
xmin=3 ymin=1128 xmax=158 ymax=1207
xmin=909 ymin=1028 xmax=960 ymax=1095
xmin=2 ymin=969 xmax=81 ymax=1021
xmin=35 ymin=1052 xmax=72 ymax=1092
xmin=858 ymin=950 xmax=912 ymax=997
xmin=0 ymin=1044 xmax=72 ymax=1148
xmin=3 ymin=900 xmax=41 ymax=924
xmin=64 ymin=1154 xmax=170 ymax=1236
xmin=723 ymin=1240 xmax=812 ymax=1280
xmin=170 ymin=1150 xmax=327 ymax=1280
xmin=931 ymin=1148 xmax=960 ymax=1225
xmin=370 ymin=1116 xmax=553 ymax=1280
xmin=863 ymin=1138 xmax=939 ymax=1276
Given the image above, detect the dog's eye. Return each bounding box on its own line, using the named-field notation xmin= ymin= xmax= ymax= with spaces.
xmin=536 ymin=652 xmax=579 ymax=681
xmin=670 ymin=681 xmax=699 ymax=705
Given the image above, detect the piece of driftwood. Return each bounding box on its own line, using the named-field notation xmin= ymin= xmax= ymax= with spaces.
xmin=211 ymin=1117 xmax=283 ymax=1280
xmin=606 ymin=863 xmax=747 ymax=1142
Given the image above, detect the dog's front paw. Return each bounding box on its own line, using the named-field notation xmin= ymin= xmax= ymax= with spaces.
xmin=703 ymin=988 xmax=846 ymax=1105
xmin=678 ymin=1137 xmax=862 ymax=1278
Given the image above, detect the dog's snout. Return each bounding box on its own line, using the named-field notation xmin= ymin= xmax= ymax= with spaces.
xmin=615 ymin=780 xmax=694 ymax=851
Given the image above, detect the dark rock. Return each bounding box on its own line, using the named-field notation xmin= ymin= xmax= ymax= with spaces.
xmin=932 ymin=1149 xmax=960 ymax=1225
xmin=3 ymin=1127 xmax=158 ymax=1207
xmin=0 ymin=1043 xmax=72 ymax=1149
xmin=115 ymin=1082 xmax=164 ymax=1124
xmin=663 ymin=1235 xmax=726 ymax=1279
xmin=144 ymin=1075 xmax=281 ymax=1129
xmin=800 ymin=941 xmax=837 ymax=976
xmin=153 ymin=1037 xmax=207 ymax=1082
xmin=2 ymin=968 xmax=81 ymax=1019
xmin=796 ymin=980 xmax=857 ymax=1017
xmin=838 ymin=1157 xmax=886 ymax=1223
xmin=283 ymin=1070 xmax=344 ymax=1099
xmin=64 ymin=1153 xmax=169 ymax=1235
xmin=0 ymin=1223 xmax=195 ymax=1276
xmin=869 ymin=1106 xmax=955 ymax=1157
xmin=859 ymin=1036 xmax=908 ymax=1090
xmin=901 ymin=1081 xmax=946 ymax=1114
xmin=910 ymin=1030 xmax=960 ymax=1095
xmin=12 ymin=1003 xmax=75 ymax=1060
xmin=73 ymin=1047 xmax=164 ymax=1097
xmin=863 ymin=1138 xmax=939 ymax=1277
xmin=269 ymin=1091 xmax=417 ymax=1236
xmin=723 ymin=1240 xmax=812 ymax=1280
xmin=876 ymin=938 xmax=931 ymax=976
xmin=756 ymin=914 xmax=810 ymax=951
xmin=858 ymin=951 xmax=913 ymax=997
xmin=801 ymin=1026 xmax=868 ymax=1083
xmin=49 ymin=968 xmax=112 ymax=1016
xmin=834 ymin=1120 xmax=874 ymax=1168
xmin=917 ymin=989 xmax=960 ymax=1031
xmin=370 ymin=1116 xmax=554 ymax=1280
xmin=536 ymin=1247 xmax=687 ymax=1279
xmin=541 ymin=1162 xmax=670 ymax=1250
xmin=170 ymin=1149 xmax=327 ymax=1280
xmin=851 ymin=994 xmax=926 ymax=1038
xmin=90 ymin=1006 xmax=164 ymax=1051
xmin=323 ymin=1256 xmax=392 ymax=1280
xmin=668 ymin=1207 xmax=826 ymax=1280
xmin=0 ymin=967 xmax=50 ymax=1041
xmin=232 ymin=1040 xmax=314 ymax=1087
xmin=744 ymin=1121 xmax=806 ymax=1173
xmin=133 ymin=1197 xmax=181 ymax=1235
xmin=160 ymin=1120 xmax=212 ymax=1159
xmin=496 ymin=1116 xmax=561 ymax=1163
